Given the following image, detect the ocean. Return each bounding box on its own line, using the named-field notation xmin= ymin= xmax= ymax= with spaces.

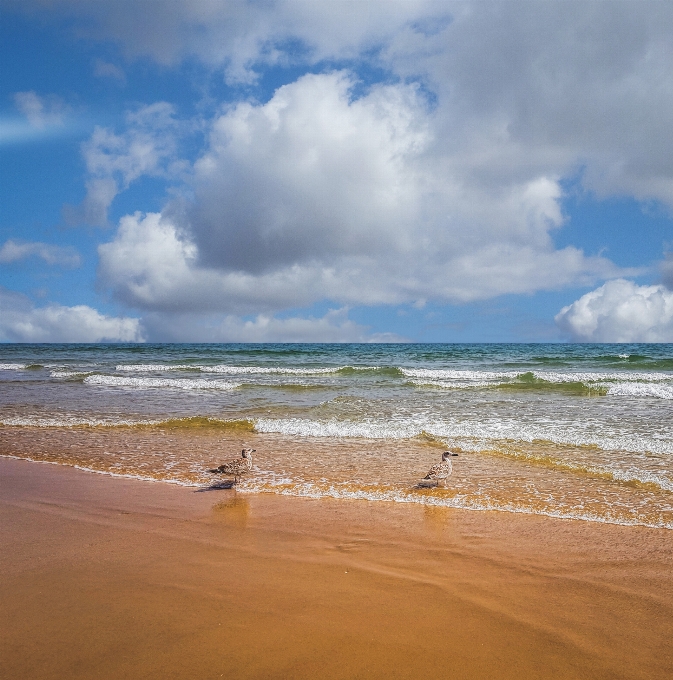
xmin=1 ymin=343 xmax=672 ymax=528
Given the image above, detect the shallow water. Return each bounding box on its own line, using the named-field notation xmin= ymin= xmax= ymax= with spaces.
xmin=1 ymin=343 xmax=672 ymax=528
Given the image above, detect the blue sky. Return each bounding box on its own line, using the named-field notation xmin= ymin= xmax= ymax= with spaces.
xmin=1 ymin=1 xmax=672 ymax=342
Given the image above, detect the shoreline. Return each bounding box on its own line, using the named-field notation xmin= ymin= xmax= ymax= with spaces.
xmin=2 ymin=456 xmax=672 ymax=679
xmin=4 ymin=450 xmax=673 ymax=530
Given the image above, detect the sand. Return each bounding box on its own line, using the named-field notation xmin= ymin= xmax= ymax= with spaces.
xmin=1 ymin=456 xmax=672 ymax=680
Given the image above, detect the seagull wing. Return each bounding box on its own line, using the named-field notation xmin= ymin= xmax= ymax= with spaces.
xmin=424 ymin=462 xmax=443 ymax=479
xmin=424 ymin=461 xmax=451 ymax=480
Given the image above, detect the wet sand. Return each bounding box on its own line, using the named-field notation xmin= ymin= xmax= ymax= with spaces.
xmin=1 ymin=457 xmax=672 ymax=680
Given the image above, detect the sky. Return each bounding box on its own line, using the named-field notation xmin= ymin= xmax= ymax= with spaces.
xmin=1 ymin=0 xmax=672 ymax=343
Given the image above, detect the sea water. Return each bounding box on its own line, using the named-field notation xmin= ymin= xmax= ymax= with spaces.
xmin=1 ymin=343 xmax=672 ymax=528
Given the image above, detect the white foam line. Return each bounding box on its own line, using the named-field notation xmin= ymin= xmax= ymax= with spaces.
xmin=253 ymin=417 xmax=673 ymax=455
xmin=400 ymin=368 xmax=673 ymax=383
xmin=607 ymin=383 xmax=673 ymax=399
xmin=0 ymin=454 xmax=200 ymax=487
xmin=116 ymin=363 xmax=343 ymax=375
xmin=50 ymin=370 xmax=93 ymax=378
xmin=0 ymin=415 xmax=164 ymax=427
xmin=0 ymin=363 xmax=26 ymax=370
xmin=407 ymin=379 xmax=499 ymax=389
xmin=115 ymin=364 xmax=198 ymax=372
xmin=200 ymin=365 xmax=342 ymax=375
xmin=85 ymin=375 xmax=241 ymax=390
xmin=238 ymin=480 xmax=673 ymax=530
xmin=3 ymin=455 xmax=670 ymax=530
xmin=602 ymin=467 xmax=673 ymax=492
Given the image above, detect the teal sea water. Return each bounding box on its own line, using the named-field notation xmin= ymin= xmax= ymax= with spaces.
xmin=1 ymin=343 xmax=672 ymax=528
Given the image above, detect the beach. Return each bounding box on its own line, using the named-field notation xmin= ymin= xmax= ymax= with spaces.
xmin=2 ymin=456 xmax=672 ymax=680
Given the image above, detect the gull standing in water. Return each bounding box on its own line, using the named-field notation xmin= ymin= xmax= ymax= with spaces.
xmin=209 ymin=448 xmax=255 ymax=486
xmin=418 ymin=451 xmax=457 ymax=488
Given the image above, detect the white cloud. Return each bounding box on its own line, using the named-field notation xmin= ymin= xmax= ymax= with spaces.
xmin=9 ymin=0 xmax=672 ymax=332
xmin=555 ymin=279 xmax=673 ymax=342
xmin=0 ymin=288 xmax=144 ymax=342
xmin=97 ymin=73 xmax=620 ymax=315
xmin=7 ymin=0 xmax=437 ymax=82
xmin=17 ymin=0 xmax=673 ymax=208
xmin=13 ymin=90 xmax=68 ymax=128
xmin=63 ymin=102 xmax=185 ymax=226
xmin=0 ymin=239 xmax=81 ymax=267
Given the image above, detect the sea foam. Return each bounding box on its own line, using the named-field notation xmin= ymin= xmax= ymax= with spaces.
xmin=254 ymin=416 xmax=673 ymax=455
xmin=115 ymin=363 xmax=343 ymax=375
xmin=84 ymin=375 xmax=241 ymax=390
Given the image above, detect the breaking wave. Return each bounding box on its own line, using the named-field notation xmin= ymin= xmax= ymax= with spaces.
xmin=0 ymin=414 xmax=255 ymax=430
xmin=115 ymin=363 xmax=345 ymax=375
xmin=254 ymin=417 xmax=673 ymax=455
xmin=84 ymin=375 xmax=241 ymax=390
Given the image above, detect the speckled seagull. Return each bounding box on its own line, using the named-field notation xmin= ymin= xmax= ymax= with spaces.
xmin=419 ymin=451 xmax=457 ymax=488
xmin=209 ymin=448 xmax=255 ymax=485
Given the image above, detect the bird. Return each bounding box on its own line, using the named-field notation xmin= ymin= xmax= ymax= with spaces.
xmin=208 ymin=448 xmax=256 ymax=485
xmin=418 ymin=451 xmax=457 ymax=488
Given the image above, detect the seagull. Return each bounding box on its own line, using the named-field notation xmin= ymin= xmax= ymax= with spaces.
xmin=208 ymin=448 xmax=256 ymax=485
xmin=418 ymin=451 xmax=457 ymax=488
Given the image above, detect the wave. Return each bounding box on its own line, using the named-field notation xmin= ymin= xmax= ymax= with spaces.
xmin=114 ymin=363 xmax=406 ymax=377
xmin=482 ymin=448 xmax=673 ymax=493
xmin=407 ymin=376 xmax=608 ymax=395
xmin=84 ymin=375 xmax=241 ymax=390
xmin=202 ymin=365 xmax=344 ymax=376
xmin=529 ymin=354 xmax=673 ymax=370
xmin=50 ymin=370 xmax=94 ymax=378
xmin=403 ymin=368 xmax=673 ymax=397
xmin=401 ymin=368 xmax=514 ymax=381
xmin=0 ymin=363 xmax=27 ymax=370
xmin=401 ymin=368 xmax=673 ymax=383
xmin=0 ymin=415 xmax=156 ymax=427
xmin=337 ymin=366 xmax=404 ymax=377
xmin=606 ymin=383 xmax=673 ymax=399
xmin=115 ymin=364 xmax=200 ymax=372
xmin=0 ymin=414 xmax=255 ymax=430
xmin=116 ymin=363 xmax=344 ymax=375
xmin=2 ymin=409 xmax=670 ymax=455
xmin=254 ymin=417 xmax=673 ymax=455
xmin=155 ymin=416 xmax=255 ymax=431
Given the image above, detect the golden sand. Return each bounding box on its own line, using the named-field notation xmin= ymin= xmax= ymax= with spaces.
xmin=1 ymin=457 xmax=672 ymax=679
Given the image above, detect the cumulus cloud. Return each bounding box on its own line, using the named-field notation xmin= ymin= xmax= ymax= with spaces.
xmin=555 ymin=279 xmax=673 ymax=342
xmin=0 ymin=239 xmax=81 ymax=267
xmin=63 ymin=103 xmax=185 ymax=226
xmin=97 ymin=73 xmax=620 ymax=314
xmin=14 ymin=0 xmax=673 ymax=208
xmin=0 ymin=288 xmax=144 ymax=342
xmin=386 ymin=1 xmax=673 ymax=208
